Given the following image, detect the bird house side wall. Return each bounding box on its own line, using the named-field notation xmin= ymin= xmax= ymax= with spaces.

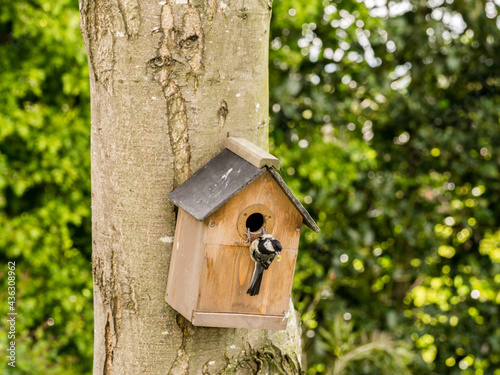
xmin=165 ymin=208 xmax=207 ymax=320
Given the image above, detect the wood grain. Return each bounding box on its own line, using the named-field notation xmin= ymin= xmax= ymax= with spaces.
xmin=205 ymin=171 xmax=304 ymax=249
xmin=196 ymin=244 xmax=297 ymax=317
xmin=226 ymin=137 xmax=281 ymax=170
xmin=165 ymin=209 xmax=207 ymax=320
xmin=192 ymin=312 xmax=287 ymax=330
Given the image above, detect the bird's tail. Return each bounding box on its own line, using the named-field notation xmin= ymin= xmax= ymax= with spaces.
xmin=247 ymin=263 xmax=264 ymax=296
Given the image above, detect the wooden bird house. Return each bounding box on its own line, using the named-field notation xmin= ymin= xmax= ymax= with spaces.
xmin=166 ymin=137 xmax=319 ymax=330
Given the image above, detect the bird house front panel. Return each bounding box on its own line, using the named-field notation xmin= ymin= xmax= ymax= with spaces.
xmin=204 ymin=171 xmax=303 ymax=248
xmin=196 ymin=244 xmax=298 ymax=316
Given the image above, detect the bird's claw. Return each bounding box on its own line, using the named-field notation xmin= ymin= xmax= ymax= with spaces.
xmin=244 ymin=228 xmax=251 ymax=243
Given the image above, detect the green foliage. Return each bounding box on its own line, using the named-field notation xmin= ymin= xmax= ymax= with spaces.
xmin=2 ymin=0 xmax=500 ymax=374
xmin=270 ymin=0 xmax=500 ymax=373
xmin=0 ymin=0 xmax=92 ymax=373
xmin=319 ymin=315 xmax=413 ymax=375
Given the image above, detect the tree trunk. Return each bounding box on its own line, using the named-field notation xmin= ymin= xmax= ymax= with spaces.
xmin=79 ymin=0 xmax=303 ymax=373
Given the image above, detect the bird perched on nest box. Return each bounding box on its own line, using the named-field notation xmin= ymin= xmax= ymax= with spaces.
xmin=247 ymin=234 xmax=283 ymax=296
xmin=165 ymin=137 xmax=320 ymax=330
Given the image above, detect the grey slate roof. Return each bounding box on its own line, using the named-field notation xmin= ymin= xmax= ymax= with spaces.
xmin=168 ymin=149 xmax=320 ymax=232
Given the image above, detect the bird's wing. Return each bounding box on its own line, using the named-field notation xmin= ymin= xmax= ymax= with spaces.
xmin=252 ymin=248 xmax=268 ymax=264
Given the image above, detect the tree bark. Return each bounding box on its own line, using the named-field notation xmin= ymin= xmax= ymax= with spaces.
xmin=79 ymin=0 xmax=303 ymax=373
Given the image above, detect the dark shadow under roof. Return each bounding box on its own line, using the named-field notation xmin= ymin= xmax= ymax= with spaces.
xmin=168 ymin=149 xmax=319 ymax=232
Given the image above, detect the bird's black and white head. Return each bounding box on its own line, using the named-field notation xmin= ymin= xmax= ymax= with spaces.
xmin=259 ymin=234 xmax=282 ymax=255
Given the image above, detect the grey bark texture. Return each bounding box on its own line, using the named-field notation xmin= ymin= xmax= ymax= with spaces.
xmin=79 ymin=0 xmax=304 ymax=373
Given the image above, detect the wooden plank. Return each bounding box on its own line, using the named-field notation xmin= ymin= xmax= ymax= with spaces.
xmin=226 ymin=137 xmax=280 ymax=170
xmin=165 ymin=209 xmax=207 ymax=319
xmin=168 ymin=149 xmax=265 ymax=221
xmin=204 ymin=171 xmax=303 ymax=249
xmin=192 ymin=311 xmax=287 ymax=330
xmin=196 ymin=244 xmax=297 ymax=317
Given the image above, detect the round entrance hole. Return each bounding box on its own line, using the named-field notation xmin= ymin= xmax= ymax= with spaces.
xmin=237 ymin=204 xmax=275 ymax=242
xmin=246 ymin=213 xmax=264 ymax=232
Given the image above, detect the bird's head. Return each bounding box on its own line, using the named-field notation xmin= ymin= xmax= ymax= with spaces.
xmin=260 ymin=234 xmax=282 ymax=255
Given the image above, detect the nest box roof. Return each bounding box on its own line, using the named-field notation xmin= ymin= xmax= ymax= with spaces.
xmin=168 ymin=139 xmax=320 ymax=233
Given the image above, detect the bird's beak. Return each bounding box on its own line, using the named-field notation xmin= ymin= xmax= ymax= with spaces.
xmin=276 ymin=252 xmax=282 ymax=262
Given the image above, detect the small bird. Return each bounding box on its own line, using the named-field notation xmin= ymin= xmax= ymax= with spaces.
xmin=246 ymin=234 xmax=282 ymax=296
